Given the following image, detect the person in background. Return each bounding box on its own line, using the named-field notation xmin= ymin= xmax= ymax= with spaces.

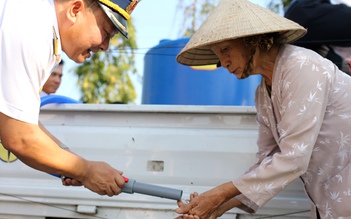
xmin=40 ymin=60 xmax=64 ymax=97
xmin=284 ymin=0 xmax=351 ymax=74
xmin=0 ymin=0 xmax=140 ymax=197
xmin=175 ymin=0 xmax=351 ymax=218
xmin=329 ymin=0 xmax=351 ymax=70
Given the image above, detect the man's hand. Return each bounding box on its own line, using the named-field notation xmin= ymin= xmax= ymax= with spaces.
xmin=62 ymin=177 xmax=82 ymax=186
xmin=78 ymin=161 xmax=126 ymax=197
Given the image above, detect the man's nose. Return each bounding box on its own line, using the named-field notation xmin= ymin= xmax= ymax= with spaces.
xmin=53 ymin=76 xmax=61 ymax=84
xmin=100 ymin=37 xmax=110 ymax=51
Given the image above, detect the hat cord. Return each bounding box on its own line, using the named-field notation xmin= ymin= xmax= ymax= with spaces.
xmin=241 ymin=35 xmax=275 ymax=79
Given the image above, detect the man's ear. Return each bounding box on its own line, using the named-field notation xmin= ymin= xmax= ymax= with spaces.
xmin=66 ymin=0 xmax=84 ymax=23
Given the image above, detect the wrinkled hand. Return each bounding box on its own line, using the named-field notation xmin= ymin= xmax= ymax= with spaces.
xmin=175 ymin=191 xmax=222 ymax=219
xmin=175 ymin=192 xmax=200 ymax=219
xmin=80 ymin=161 xmax=126 ymax=196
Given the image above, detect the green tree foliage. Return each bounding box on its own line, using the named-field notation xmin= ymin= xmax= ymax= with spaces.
xmin=267 ymin=1 xmax=282 ymax=14
xmin=177 ymin=0 xmax=220 ymax=37
xmin=281 ymin=0 xmax=293 ymax=8
xmin=75 ymin=19 xmax=137 ymax=104
xmin=178 ymin=0 xmax=292 ymax=37
xmin=268 ymin=0 xmax=292 ymax=12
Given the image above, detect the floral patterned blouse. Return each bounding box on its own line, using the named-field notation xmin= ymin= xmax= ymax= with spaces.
xmin=233 ymin=44 xmax=351 ymax=219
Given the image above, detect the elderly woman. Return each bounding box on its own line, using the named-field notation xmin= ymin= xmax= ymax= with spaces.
xmin=175 ymin=0 xmax=351 ymax=219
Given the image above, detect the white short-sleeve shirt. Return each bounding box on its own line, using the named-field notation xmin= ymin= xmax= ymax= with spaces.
xmin=0 ymin=0 xmax=62 ymax=124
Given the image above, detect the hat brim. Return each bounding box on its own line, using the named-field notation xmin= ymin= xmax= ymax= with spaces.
xmin=176 ymin=0 xmax=307 ymax=66
xmin=177 ymin=29 xmax=307 ymax=66
xmin=99 ymin=3 xmax=128 ymax=39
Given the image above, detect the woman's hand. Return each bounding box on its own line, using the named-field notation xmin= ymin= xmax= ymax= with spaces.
xmin=175 ymin=182 xmax=241 ymax=219
xmin=175 ymin=188 xmax=225 ymax=218
xmin=175 ymin=192 xmax=221 ymax=219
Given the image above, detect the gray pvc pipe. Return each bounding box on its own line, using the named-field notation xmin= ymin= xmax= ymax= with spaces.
xmin=121 ymin=178 xmax=183 ymax=200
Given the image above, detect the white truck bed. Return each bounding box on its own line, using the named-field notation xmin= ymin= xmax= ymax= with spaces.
xmin=0 ymin=104 xmax=310 ymax=219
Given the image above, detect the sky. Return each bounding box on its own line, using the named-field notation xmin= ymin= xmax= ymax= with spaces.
xmin=56 ymin=0 xmax=272 ymax=104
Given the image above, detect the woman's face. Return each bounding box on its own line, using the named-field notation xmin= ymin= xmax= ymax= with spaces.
xmin=61 ymin=3 xmax=119 ymax=63
xmin=210 ymin=38 xmax=251 ymax=79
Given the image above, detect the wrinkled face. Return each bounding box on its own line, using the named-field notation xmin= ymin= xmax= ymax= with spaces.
xmin=61 ymin=3 xmax=119 ymax=63
xmin=43 ymin=64 xmax=63 ymax=94
xmin=210 ymin=38 xmax=251 ymax=79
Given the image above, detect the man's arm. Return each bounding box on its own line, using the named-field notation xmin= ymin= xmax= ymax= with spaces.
xmin=38 ymin=121 xmax=82 ymax=186
xmin=39 ymin=121 xmax=69 ymax=150
xmin=0 ymin=112 xmax=125 ymax=196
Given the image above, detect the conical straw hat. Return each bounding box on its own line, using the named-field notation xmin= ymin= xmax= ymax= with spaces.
xmin=176 ymin=0 xmax=307 ymax=66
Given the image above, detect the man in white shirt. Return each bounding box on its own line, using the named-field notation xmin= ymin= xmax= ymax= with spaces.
xmin=40 ymin=60 xmax=64 ymax=97
xmin=0 ymin=0 xmax=140 ymax=196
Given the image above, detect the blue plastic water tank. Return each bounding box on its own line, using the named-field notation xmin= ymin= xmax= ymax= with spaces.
xmin=142 ymin=38 xmax=261 ymax=106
